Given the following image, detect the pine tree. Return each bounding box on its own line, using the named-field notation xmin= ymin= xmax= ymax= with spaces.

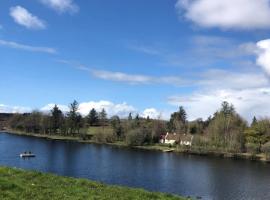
xmin=128 ymin=112 xmax=132 ymax=121
xmin=51 ymin=105 xmax=63 ymax=134
xmin=87 ymin=108 xmax=99 ymax=126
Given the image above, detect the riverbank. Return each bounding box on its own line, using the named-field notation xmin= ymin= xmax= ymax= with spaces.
xmin=1 ymin=130 xmax=269 ymax=163
xmin=0 ymin=166 xmax=186 ymax=200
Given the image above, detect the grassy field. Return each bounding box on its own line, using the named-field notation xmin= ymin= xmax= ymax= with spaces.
xmin=0 ymin=166 xmax=187 ymax=200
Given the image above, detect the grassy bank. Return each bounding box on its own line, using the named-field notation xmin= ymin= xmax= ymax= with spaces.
xmin=0 ymin=166 xmax=186 ymax=200
xmin=1 ymin=130 xmax=269 ymax=163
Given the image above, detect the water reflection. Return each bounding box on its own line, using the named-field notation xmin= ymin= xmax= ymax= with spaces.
xmin=1 ymin=132 xmax=270 ymax=200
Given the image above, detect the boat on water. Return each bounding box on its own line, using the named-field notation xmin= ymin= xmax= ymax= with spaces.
xmin=20 ymin=152 xmax=35 ymax=158
xmin=163 ymin=149 xmax=173 ymax=153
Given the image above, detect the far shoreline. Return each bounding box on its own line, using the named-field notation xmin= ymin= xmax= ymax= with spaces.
xmin=1 ymin=129 xmax=269 ymax=163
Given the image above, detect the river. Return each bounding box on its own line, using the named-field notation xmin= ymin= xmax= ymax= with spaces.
xmin=0 ymin=132 xmax=270 ymax=200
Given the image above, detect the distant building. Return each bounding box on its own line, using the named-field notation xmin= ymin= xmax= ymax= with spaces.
xmin=160 ymin=132 xmax=179 ymax=144
xmin=179 ymin=134 xmax=193 ymax=146
xmin=160 ymin=132 xmax=193 ymax=146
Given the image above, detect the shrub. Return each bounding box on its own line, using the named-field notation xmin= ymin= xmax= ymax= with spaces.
xmin=92 ymin=131 xmax=116 ymax=143
xmin=125 ymin=128 xmax=151 ymax=146
xmin=261 ymin=142 xmax=270 ymax=160
xmin=246 ymin=143 xmax=260 ymax=155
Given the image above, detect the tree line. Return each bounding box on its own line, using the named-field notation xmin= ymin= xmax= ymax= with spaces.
xmin=6 ymin=100 xmax=270 ymax=157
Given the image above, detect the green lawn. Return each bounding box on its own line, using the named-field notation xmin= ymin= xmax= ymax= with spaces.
xmin=0 ymin=166 xmax=187 ymax=200
xmin=86 ymin=126 xmax=113 ymax=135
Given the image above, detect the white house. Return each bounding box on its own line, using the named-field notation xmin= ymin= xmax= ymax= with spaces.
xmin=160 ymin=132 xmax=179 ymax=145
xmin=180 ymin=134 xmax=193 ymax=146
xmin=160 ymin=133 xmax=193 ymax=146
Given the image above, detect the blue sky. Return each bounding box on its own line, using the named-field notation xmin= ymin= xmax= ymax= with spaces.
xmin=1 ymin=0 xmax=270 ymax=121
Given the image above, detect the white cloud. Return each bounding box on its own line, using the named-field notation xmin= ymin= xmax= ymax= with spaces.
xmin=10 ymin=6 xmax=46 ymax=30
xmin=40 ymin=104 xmax=69 ymax=113
xmin=176 ymin=0 xmax=270 ymax=29
xmin=0 ymin=104 xmax=31 ymax=113
xmin=91 ymin=70 xmax=152 ymax=84
xmin=256 ymin=39 xmax=270 ymax=76
xmin=141 ymin=108 xmax=161 ymax=119
xmin=198 ymin=70 xmax=269 ymax=90
xmin=41 ymin=101 xmax=136 ymax=118
xmin=167 ymin=61 xmax=270 ymax=122
xmin=40 ymin=0 xmax=79 ymax=14
xmin=78 ymin=101 xmax=136 ymax=117
xmin=0 ymin=39 xmax=56 ymax=54
xmin=168 ymin=88 xmax=270 ymax=122
xmin=6 ymin=101 xmax=170 ymax=120
xmin=91 ymin=69 xmax=187 ymax=86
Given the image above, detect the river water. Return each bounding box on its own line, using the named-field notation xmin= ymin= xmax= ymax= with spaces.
xmin=0 ymin=132 xmax=270 ymax=200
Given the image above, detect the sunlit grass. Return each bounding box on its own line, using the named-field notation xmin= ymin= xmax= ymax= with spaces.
xmin=0 ymin=166 xmax=187 ymax=200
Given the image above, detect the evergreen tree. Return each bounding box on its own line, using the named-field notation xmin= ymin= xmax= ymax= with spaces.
xmin=134 ymin=114 xmax=140 ymax=127
xmin=87 ymin=108 xmax=99 ymax=126
xmin=67 ymin=100 xmax=79 ymax=135
xmin=51 ymin=104 xmax=63 ymax=134
xmin=111 ymin=115 xmax=123 ymax=138
xmin=251 ymin=116 xmax=258 ymax=127
xmin=99 ymin=108 xmax=108 ymax=128
xmin=128 ymin=112 xmax=133 ymax=121
xmin=168 ymin=106 xmax=187 ymax=133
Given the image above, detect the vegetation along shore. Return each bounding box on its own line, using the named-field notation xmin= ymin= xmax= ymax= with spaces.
xmin=2 ymin=100 xmax=270 ymax=162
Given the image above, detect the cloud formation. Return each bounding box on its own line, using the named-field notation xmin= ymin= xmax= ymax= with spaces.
xmin=91 ymin=69 xmax=187 ymax=86
xmin=41 ymin=101 xmax=136 ymax=118
xmin=142 ymin=108 xmax=161 ymax=119
xmin=168 ymin=88 xmax=270 ymax=122
xmin=40 ymin=0 xmax=79 ymax=14
xmin=0 ymin=39 xmax=56 ymax=54
xmin=256 ymin=39 xmax=270 ymax=76
xmin=10 ymin=6 xmax=46 ymax=30
xmin=0 ymin=104 xmax=31 ymax=113
xmin=176 ymin=0 xmax=270 ymax=29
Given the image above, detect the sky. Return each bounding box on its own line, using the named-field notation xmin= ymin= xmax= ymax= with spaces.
xmin=0 ymin=0 xmax=270 ymax=121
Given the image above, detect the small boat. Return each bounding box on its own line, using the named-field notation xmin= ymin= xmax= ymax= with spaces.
xmin=163 ymin=149 xmax=173 ymax=153
xmin=20 ymin=153 xmax=36 ymax=158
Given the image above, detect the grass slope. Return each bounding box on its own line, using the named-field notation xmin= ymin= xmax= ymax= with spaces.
xmin=0 ymin=167 xmax=186 ymax=200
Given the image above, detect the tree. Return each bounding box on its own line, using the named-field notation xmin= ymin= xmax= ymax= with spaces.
xmin=152 ymin=117 xmax=166 ymax=143
xmin=128 ymin=113 xmax=132 ymax=121
xmin=51 ymin=105 xmax=63 ymax=134
xmin=110 ymin=115 xmax=123 ymax=139
xmin=207 ymin=102 xmax=246 ymax=152
xmin=251 ymin=116 xmax=258 ymax=127
xmin=245 ymin=119 xmax=270 ymax=153
xmin=178 ymin=106 xmax=187 ymax=123
xmin=125 ymin=128 xmax=151 ymax=146
xmin=133 ymin=114 xmax=140 ymax=128
xmin=24 ymin=111 xmax=43 ymax=133
xmin=146 ymin=116 xmax=151 ymax=123
xmin=168 ymin=106 xmax=187 ymax=133
xmin=188 ymin=118 xmax=204 ymax=135
xmin=67 ymin=100 xmax=79 ymax=135
xmin=99 ymin=108 xmax=108 ymax=128
xmin=87 ymin=108 xmax=99 ymax=126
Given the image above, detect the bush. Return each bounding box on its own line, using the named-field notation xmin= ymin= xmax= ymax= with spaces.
xmin=125 ymin=128 xmax=151 ymax=146
xmin=262 ymin=142 xmax=270 ymax=160
xmin=92 ymin=131 xmax=116 ymax=143
xmin=246 ymin=143 xmax=260 ymax=155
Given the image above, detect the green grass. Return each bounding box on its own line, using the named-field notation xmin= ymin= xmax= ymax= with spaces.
xmin=0 ymin=166 xmax=187 ymax=200
xmin=86 ymin=126 xmax=113 ymax=135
